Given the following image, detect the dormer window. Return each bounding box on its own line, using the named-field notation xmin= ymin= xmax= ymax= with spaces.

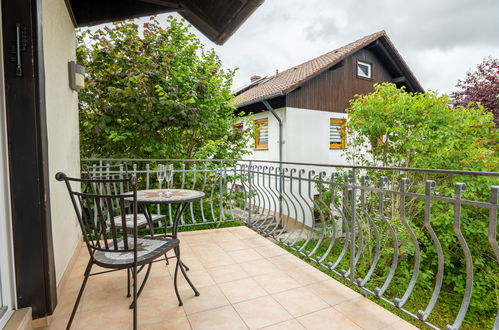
xmin=357 ymin=61 xmax=372 ymax=78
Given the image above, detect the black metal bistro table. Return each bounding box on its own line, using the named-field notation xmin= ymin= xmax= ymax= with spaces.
xmin=124 ymin=188 xmax=205 ymax=302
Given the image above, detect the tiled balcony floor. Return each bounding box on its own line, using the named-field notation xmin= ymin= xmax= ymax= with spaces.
xmin=46 ymin=226 xmax=417 ymax=330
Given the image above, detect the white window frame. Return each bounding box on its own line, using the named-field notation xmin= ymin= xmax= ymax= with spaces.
xmin=357 ymin=60 xmax=372 ymax=79
xmin=0 ymin=7 xmax=17 ymax=328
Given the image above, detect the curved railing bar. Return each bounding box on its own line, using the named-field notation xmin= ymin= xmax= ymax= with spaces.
xmin=446 ymin=183 xmax=473 ymax=330
xmin=286 ymin=168 xmax=307 ymax=247
xmin=189 ymin=163 xmax=197 ymax=224
xmin=318 ymin=172 xmax=341 ymax=263
xmin=307 ymin=171 xmax=328 ymax=259
xmin=418 ymin=180 xmax=444 ymax=321
xmin=277 ymin=168 xmax=299 ymax=244
xmin=312 ymin=171 xmax=336 ymax=262
xmin=262 ymin=166 xmax=281 ymax=235
xmin=296 ymin=169 xmax=314 ymax=253
xmin=358 ymin=175 xmax=381 ymax=287
xmin=374 ymin=176 xmax=399 ymax=297
xmin=489 ymin=186 xmax=499 ymax=330
xmin=394 ymin=178 xmax=421 ymax=309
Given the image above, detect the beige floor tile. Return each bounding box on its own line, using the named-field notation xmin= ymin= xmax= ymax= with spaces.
xmin=188 ymin=305 xmax=248 ymax=330
xmin=231 ymin=228 xmax=259 ymax=240
xmin=218 ymin=239 xmax=251 ymax=252
xmin=76 ymin=302 xmax=132 ymax=330
xmin=228 ymin=249 xmax=264 ymax=263
xmin=219 ymin=278 xmax=267 ymax=303
xmin=240 ymin=259 xmax=277 ymax=277
xmin=207 ymin=264 xmax=249 ymax=283
xmin=261 ymin=319 xmax=305 ymax=330
xmin=333 ymin=297 xmax=401 ymax=329
xmin=241 ymin=236 xmax=275 ymax=248
xmin=198 ymin=255 xmax=235 ymax=269
xmin=233 ymin=296 xmax=292 ymax=330
xmin=287 ymin=265 xmax=331 ymax=286
xmin=137 ymin=295 xmax=186 ymax=326
xmin=267 ymin=255 xmax=309 ymax=270
xmin=180 ymin=284 xmax=230 ymax=315
xmin=140 ymin=315 xmax=192 ymax=330
xmin=253 ymin=271 xmax=301 ymax=294
xmin=272 ymin=287 xmax=329 ymax=317
xmin=297 ymin=307 xmax=362 ymax=330
xmin=254 ymin=245 xmax=288 ymax=258
xmin=306 ymin=279 xmax=361 ymax=306
xmin=207 ymin=231 xmax=239 ymax=242
xmin=168 ymin=256 xmax=205 ymax=273
xmin=175 ymin=269 xmax=215 ymax=290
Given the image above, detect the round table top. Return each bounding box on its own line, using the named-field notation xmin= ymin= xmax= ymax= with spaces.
xmin=125 ymin=189 xmax=205 ymax=204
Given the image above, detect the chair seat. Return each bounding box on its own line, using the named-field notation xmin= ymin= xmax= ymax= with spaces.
xmin=106 ymin=213 xmax=166 ymax=229
xmin=94 ymin=236 xmax=179 ymax=268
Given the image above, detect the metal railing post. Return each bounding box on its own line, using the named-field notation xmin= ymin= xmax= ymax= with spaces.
xmin=350 ymin=168 xmax=357 ymax=282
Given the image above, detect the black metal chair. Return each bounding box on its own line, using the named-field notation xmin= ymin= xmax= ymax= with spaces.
xmin=83 ymin=164 xmax=167 ymax=232
xmin=56 ymin=172 xmax=186 ymax=330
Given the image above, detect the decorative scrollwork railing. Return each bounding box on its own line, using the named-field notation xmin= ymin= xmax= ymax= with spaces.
xmin=82 ymin=158 xmax=498 ymax=330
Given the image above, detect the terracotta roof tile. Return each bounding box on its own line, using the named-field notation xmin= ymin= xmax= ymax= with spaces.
xmin=235 ymin=30 xmax=386 ymax=107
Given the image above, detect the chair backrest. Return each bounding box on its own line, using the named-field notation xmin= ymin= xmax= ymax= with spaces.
xmin=56 ymin=172 xmax=138 ymax=258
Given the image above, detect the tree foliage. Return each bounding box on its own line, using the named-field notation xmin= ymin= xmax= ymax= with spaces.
xmin=345 ymin=83 xmax=498 ymax=172
xmin=450 ymin=57 xmax=499 ymax=126
xmin=77 ymin=16 xmax=251 ymax=160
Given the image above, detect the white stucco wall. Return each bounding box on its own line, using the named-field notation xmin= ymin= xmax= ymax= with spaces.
xmin=242 ymin=108 xmax=286 ymax=163
xmin=242 ymin=107 xmax=350 ymax=166
xmin=241 ymin=107 xmax=351 ymax=228
xmin=43 ymin=0 xmax=81 ymax=285
xmin=285 ymin=107 xmax=349 ymax=165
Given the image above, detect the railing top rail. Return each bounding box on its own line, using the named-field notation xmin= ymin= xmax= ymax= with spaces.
xmin=81 ymin=158 xmax=499 ymax=177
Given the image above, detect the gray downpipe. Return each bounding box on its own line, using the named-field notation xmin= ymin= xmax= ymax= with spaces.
xmin=262 ymin=100 xmax=283 ymax=219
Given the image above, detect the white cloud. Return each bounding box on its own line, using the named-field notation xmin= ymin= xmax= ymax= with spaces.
xmin=142 ymin=1 xmax=499 ymax=94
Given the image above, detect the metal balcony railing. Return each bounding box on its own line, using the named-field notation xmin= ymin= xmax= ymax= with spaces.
xmin=81 ymin=158 xmax=499 ymax=330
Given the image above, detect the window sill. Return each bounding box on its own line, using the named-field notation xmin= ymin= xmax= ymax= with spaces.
xmin=253 ymin=148 xmax=269 ymax=151
xmin=356 ymin=75 xmax=373 ymax=81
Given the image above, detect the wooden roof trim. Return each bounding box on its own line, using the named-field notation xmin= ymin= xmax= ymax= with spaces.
xmin=377 ymin=36 xmax=424 ymax=92
xmin=180 ymin=0 xmax=264 ymax=45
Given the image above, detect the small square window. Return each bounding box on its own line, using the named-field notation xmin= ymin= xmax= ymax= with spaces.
xmin=357 ymin=61 xmax=372 ymax=78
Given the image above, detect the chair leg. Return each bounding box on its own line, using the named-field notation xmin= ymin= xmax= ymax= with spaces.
xmin=132 ymin=261 xmax=138 ymax=330
xmin=127 ymin=268 xmax=131 ymax=297
xmin=173 ymin=247 xmax=183 ymax=306
xmin=129 ymin=263 xmax=153 ymax=309
xmin=67 ymin=259 xmax=93 ymax=330
xmin=176 ymin=246 xmax=200 ymax=296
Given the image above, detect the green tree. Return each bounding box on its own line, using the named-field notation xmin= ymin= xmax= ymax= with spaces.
xmin=77 ymin=16 xmax=252 ymax=160
xmin=345 ymin=83 xmax=497 ymax=171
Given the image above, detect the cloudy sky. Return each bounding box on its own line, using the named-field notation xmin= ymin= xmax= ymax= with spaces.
xmin=162 ymin=0 xmax=498 ymax=94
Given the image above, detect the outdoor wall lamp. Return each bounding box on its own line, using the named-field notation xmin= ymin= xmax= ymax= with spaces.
xmin=68 ymin=60 xmax=85 ymax=91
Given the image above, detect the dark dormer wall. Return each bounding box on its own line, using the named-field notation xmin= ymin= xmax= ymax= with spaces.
xmin=286 ymin=48 xmax=393 ymax=113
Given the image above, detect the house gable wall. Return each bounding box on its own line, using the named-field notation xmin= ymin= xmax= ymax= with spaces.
xmin=286 ymin=48 xmax=392 ymax=113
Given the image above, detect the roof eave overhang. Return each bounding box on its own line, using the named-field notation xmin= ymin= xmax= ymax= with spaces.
xmin=66 ymin=0 xmax=264 ymax=46
xmin=236 ymin=91 xmax=285 ymax=108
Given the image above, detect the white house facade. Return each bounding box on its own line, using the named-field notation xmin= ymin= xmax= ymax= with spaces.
xmin=234 ymin=31 xmax=424 ymax=229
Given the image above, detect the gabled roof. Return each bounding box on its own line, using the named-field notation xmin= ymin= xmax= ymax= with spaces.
xmin=66 ymin=0 xmax=264 ymax=45
xmin=235 ymin=30 xmax=423 ymax=107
